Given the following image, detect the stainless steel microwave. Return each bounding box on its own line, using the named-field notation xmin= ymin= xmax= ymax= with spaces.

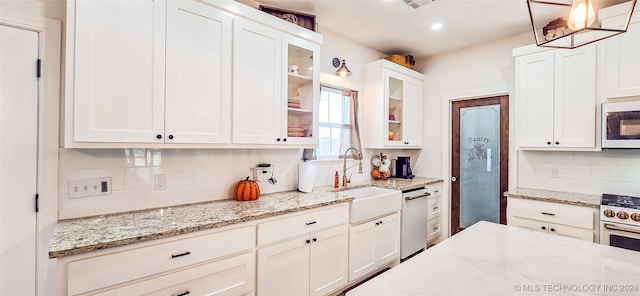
xmin=602 ymin=100 xmax=640 ymax=148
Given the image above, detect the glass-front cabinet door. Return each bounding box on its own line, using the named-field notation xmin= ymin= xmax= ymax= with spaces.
xmin=282 ymin=35 xmax=319 ymax=146
xmin=384 ymin=70 xmax=422 ymax=147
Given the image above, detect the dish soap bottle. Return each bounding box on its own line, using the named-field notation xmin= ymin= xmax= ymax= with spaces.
xmin=334 ymin=171 xmax=339 ymax=188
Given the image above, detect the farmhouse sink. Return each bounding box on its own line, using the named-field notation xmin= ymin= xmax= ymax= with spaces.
xmin=339 ymin=187 xmax=402 ymax=223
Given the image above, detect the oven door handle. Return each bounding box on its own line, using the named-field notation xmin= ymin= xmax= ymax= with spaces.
xmin=604 ymin=223 xmax=640 ymax=235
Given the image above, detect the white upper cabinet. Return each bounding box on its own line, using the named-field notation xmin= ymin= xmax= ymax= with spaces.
xmin=165 ymin=0 xmax=232 ymax=144
xmin=63 ymin=0 xmax=322 ymax=148
xmin=600 ymin=5 xmax=640 ymax=99
xmin=515 ymin=45 xmax=596 ymax=149
xmin=363 ymin=59 xmax=424 ymax=149
xmin=70 ymin=0 xmax=166 ymax=144
xmin=232 ymin=17 xmax=283 ymax=145
xmin=232 ymin=19 xmax=320 ymax=147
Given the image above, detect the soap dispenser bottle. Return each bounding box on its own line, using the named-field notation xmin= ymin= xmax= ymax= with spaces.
xmin=334 ymin=171 xmax=339 ymax=188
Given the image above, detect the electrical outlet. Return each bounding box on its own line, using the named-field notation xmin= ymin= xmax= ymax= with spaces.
xmin=69 ymin=177 xmax=112 ymax=198
xmin=550 ymin=168 xmax=559 ymax=178
xmin=154 ymin=174 xmax=167 ymax=190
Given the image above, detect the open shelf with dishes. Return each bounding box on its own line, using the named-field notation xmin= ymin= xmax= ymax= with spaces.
xmin=286 ymin=42 xmax=316 ymax=141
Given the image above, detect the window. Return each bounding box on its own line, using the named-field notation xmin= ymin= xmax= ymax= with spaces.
xmin=316 ymin=86 xmax=352 ymax=158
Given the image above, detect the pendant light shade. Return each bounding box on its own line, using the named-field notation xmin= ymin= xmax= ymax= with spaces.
xmin=527 ymin=0 xmax=637 ymax=49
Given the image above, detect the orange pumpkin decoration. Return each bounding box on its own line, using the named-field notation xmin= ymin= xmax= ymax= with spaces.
xmin=234 ymin=176 xmax=260 ymax=201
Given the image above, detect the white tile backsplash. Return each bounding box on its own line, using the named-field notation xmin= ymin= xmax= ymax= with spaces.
xmin=58 ymin=148 xmax=305 ymax=219
xmin=518 ymin=150 xmax=640 ymax=196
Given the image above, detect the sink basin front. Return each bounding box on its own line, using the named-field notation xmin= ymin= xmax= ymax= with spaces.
xmin=339 ymin=187 xmax=402 ymax=223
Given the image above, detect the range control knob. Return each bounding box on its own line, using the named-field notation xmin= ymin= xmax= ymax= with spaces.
xmin=603 ymin=209 xmax=616 ymax=218
xmin=617 ymin=211 xmax=629 ymax=220
xmin=632 ymin=213 xmax=640 ymax=222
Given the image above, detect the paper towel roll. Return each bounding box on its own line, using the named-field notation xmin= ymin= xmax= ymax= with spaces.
xmin=298 ymin=162 xmax=316 ymax=193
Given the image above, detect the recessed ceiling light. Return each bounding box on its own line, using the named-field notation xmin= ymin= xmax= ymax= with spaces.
xmin=431 ymin=22 xmax=443 ymax=30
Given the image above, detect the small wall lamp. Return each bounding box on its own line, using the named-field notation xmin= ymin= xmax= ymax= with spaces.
xmin=332 ymin=57 xmax=352 ymax=77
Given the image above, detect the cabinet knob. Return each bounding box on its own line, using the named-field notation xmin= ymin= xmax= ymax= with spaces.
xmin=541 ymin=226 xmax=546 ymax=230
xmin=168 ymin=134 xmax=174 ymax=140
xmin=156 ymin=134 xmax=163 ymax=139
xmin=547 ymin=141 xmax=551 ymax=145
xmin=555 ymin=141 xmax=559 ymax=145
xmin=283 ymin=138 xmax=287 ymax=142
xmin=312 ymin=238 xmax=317 ymax=242
xmin=276 ymin=138 xmax=281 ymax=142
xmin=306 ymin=239 xmax=311 ymax=244
xmin=550 ymin=228 xmax=555 ymax=232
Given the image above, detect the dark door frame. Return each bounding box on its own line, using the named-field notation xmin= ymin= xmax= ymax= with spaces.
xmin=451 ymin=95 xmax=509 ymax=235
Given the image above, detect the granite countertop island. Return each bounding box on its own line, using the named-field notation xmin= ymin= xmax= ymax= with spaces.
xmin=504 ymin=187 xmax=601 ymax=208
xmin=49 ymin=176 xmax=443 ymax=258
xmin=346 ymin=221 xmax=640 ymax=296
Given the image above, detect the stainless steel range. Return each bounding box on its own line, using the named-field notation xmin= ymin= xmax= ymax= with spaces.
xmin=600 ymin=194 xmax=640 ymax=252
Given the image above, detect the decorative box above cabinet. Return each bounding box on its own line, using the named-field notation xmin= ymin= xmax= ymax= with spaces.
xmin=514 ymin=44 xmax=597 ymax=150
xmin=63 ymin=0 xmax=232 ymax=147
xmin=600 ymin=3 xmax=640 ymax=99
xmin=362 ymin=59 xmax=424 ymax=149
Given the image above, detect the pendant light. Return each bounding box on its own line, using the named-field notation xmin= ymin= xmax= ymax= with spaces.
xmin=527 ymin=0 xmax=637 ymax=49
xmin=333 ymin=58 xmax=352 ymax=77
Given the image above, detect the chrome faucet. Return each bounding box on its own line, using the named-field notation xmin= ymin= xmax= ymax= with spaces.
xmin=342 ymin=147 xmax=363 ymax=187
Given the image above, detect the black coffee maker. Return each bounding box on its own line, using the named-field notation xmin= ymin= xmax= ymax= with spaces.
xmin=395 ymin=156 xmax=414 ymax=179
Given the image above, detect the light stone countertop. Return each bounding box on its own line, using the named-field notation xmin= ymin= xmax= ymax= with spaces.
xmin=49 ymin=176 xmax=443 ymax=258
xmin=504 ymin=187 xmax=601 ymax=208
xmin=346 ymin=221 xmax=640 ymax=296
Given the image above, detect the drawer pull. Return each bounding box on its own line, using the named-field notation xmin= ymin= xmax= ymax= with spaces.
xmin=170 ymin=251 xmax=191 ymax=259
xmin=305 ymin=221 xmax=317 ymax=226
xmin=173 ymin=290 xmax=190 ymax=296
xmin=541 ymin=212 xmax=555 ymax=216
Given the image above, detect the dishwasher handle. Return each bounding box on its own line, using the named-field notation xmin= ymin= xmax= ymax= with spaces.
xmin=405 ymin=192 xmax=431 ymax=201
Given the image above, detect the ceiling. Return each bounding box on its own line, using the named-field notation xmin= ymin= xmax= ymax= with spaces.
xmin=244 ymin=0 xmax=538 ymax=58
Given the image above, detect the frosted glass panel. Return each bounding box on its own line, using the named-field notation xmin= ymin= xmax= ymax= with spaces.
xmin=459 ymin=105 xmax=500 ymax=228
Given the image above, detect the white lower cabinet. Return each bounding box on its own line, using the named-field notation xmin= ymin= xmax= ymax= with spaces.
xmin=59 ymin=225 xmax=256 ymax=295
xmin=257 ymin=204 xmax=349 ymax=296
xmin=257 ymin=226 xmax=348 ymax=296
xmin=426 ymin=183 xmax=443 ymax=244
xmin=94 ymin=252 xmax=255 ymax=296
xmin=507 ymin=198 xmax=597 ymax=242
xmin=348 ymin=212 xmax=400 ymax=282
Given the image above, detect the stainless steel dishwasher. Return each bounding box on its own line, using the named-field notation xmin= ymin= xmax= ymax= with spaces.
xmin=400 ymin=187 xmax=430 ymax=260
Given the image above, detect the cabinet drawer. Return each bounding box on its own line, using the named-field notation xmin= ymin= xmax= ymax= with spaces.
xmin=94 ymin=251 xmax=255 ymax=296
xmin=507 ymin=198 xmax=594 ymax=229
xmin=68 ymin=225 xmax=255 ymax=295
xmin=427 ymin=197 xmax=441 ymax=218
xmin=427 ymin=218 xmax=442 ymax=242
xmin=258 ymin=204 xmax=348 ymax=246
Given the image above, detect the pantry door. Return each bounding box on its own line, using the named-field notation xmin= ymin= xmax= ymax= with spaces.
xmin=451 ymin=96 xmax=508 ymax=235
xmin=0 ymin=24 xmax=39 ymax=295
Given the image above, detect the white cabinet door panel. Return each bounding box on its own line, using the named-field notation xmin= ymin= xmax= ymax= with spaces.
xmin=603 ymin=16 xmax=640 ymax=98
xmin=554 ymin=47 xmax=596 ymax=148
xmin=402 ymin=76 xmax=423 ymax=147
xmin=165 ymin=0 xmax=232 ymax=144
xmin=516 ymin=51 xmax=555 ymax=148
xmin=348 ymin=221 xmax=376 ymax=282
xmin=73 ymin=0 xmax=165 ymax=142
xmin=309 ymin=226 xmax=348 ymax=296
xmin=257 ymin=237 xmax=309 ymax=296
xmin=233 ymin=18 xmax=282 ymax=144
xmin=375 ymin=213 xmax=400 ymax=265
